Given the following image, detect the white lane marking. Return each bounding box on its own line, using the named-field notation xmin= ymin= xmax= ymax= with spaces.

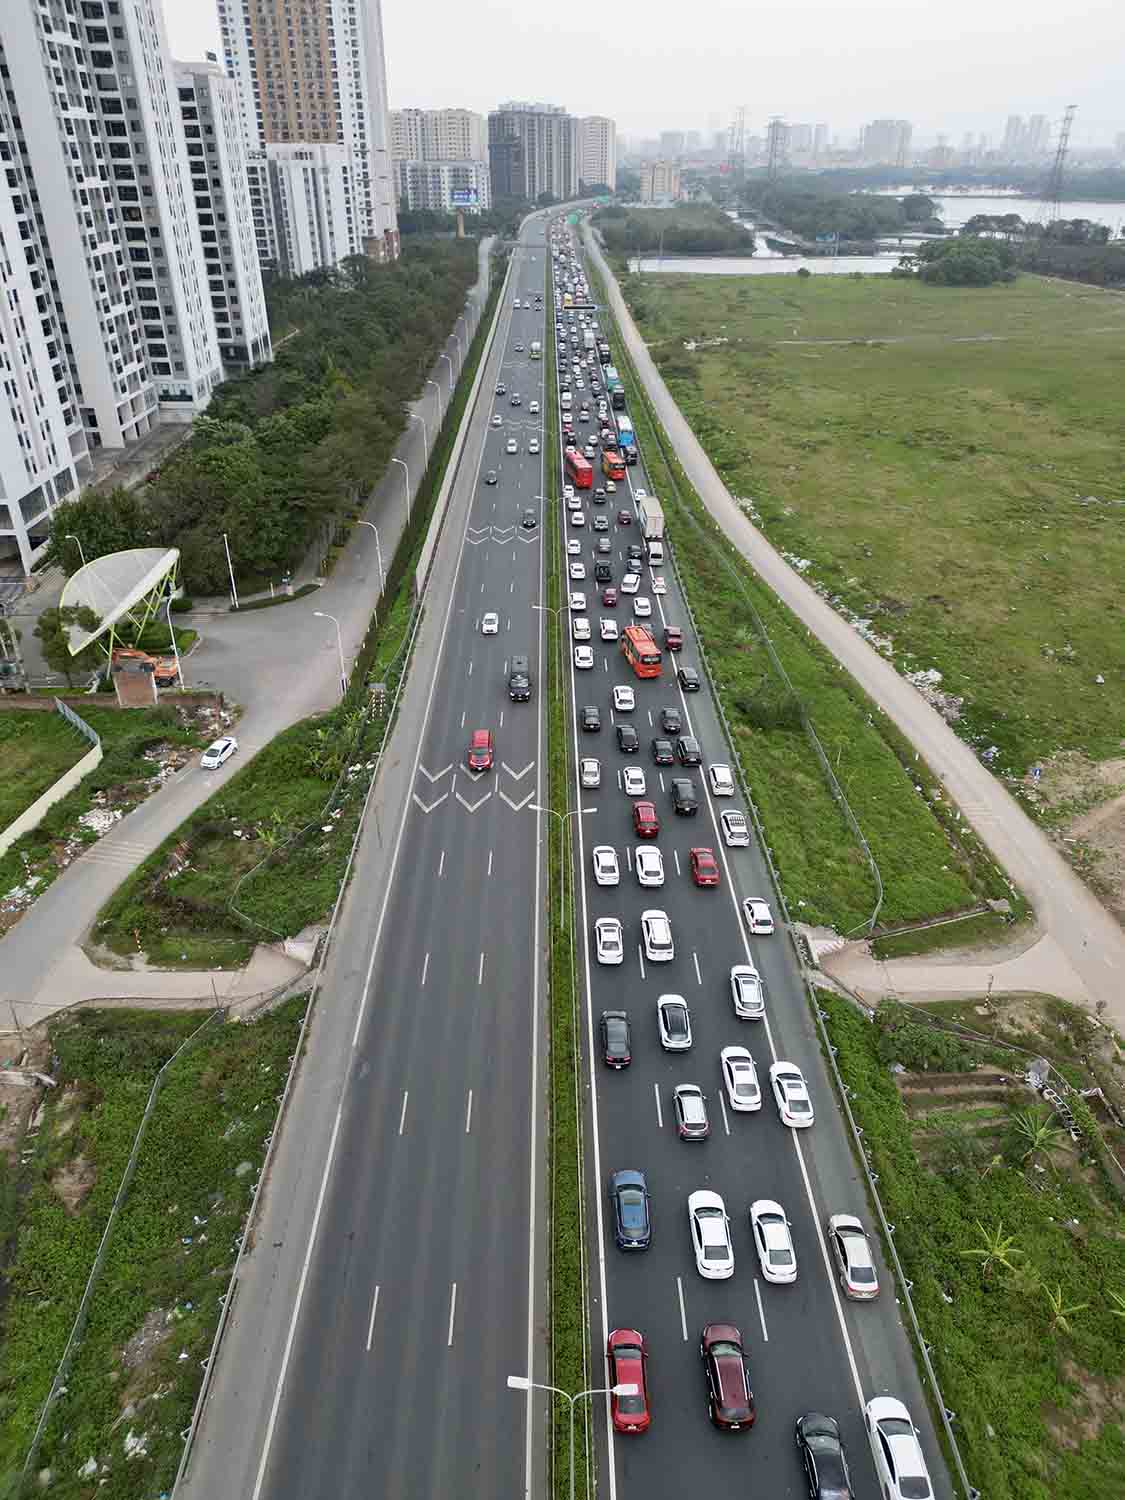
xmin=673 ymin=849 xmax=681 ymax=877
xmin=500 ymin=709 xmax=505 ymax=728
xmin=638 ymin=946 xmax=646 ymax=981
xmin=465 ymin=1090 xmax=474 ymax=1134
xmin=365 ymin=1285 xmax=381 ymax=1352
xmin=478 ymin=951 xmax=485 ymax=985
xmin=754 ymin=1279 xmax=770 ymax=1342
xmin=625 ymin=846 xmax=633 ymax=873
xmin=511 ymin=579 xmax=516 ymax=593
xmin=676 ymin=1276 xmax=688 ymax=1341
xmin=693 ymin=950 xmax=702 ymax=986
xmin=447 ymin=1282 xmax=458 ymax=1346
xmin=654 ymin=1083 xmax=663 ymax=1128
xmin=488 ymin=848 xmax=494 ymax=877
xmin=659 ymin=771 xmax=666 ymax=793
xmin=398 ymin=1091 xmax=409 ymax=1136
xmin=468 ymin=660 xmax=474 ymax=676
xmin=720 ymin=1094 xmax=731 ymax=1136
xmin=421 ymin=952 xmax=430 ymax=986
xmin=438 ymin=849 xmax=445 ymax=877
xmin=460 ymin=709 xmax=466 ymax=729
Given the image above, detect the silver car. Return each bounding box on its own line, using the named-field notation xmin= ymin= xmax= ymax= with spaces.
xmin=730 ymin=964 xmax=766 ymax=1019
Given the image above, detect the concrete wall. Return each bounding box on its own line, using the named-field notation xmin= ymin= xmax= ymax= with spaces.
xmin=0 ymin=739 xmax=103 ymax=859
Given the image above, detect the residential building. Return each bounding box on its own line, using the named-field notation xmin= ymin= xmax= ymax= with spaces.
xmin=488 ymin=103 xmax=579 ymax=203
xmin=659 ymin=130 xmax=685 ymax=158
xmin=639 ymin=160 xmax=681 ymax=203
xmin=862 ymin=118 xmax=913 ymax=166
xmin=395 ymin=158 xmax=491 ymax=214
xmin=217 ymin=0 xmax=398 ymax=273
xmin=813 ymin=122 xmax=829 ymax=156
xmin=579 ymin=116 xmax=617 ymax=191
xmin=175 ymin=61 xmax=272 ymax=374
xmin=391 ymin=107 xmax=487 ymax=164
xmin=1027 ymin=113 xmax=1050 ymax=156
xmin=789 ymin=123 xmax=814 ymax=154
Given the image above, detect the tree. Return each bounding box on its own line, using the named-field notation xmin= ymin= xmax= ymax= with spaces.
xmin=34 ymin=605 xmax=103 ymax=687
xmin=915 ymin=236 xmax=1017 ymax=286
xmin=1009 ymin=1105 xmax=1067 ymax=1166
xmin=41 ymin=486 xmax=152 ymax=574
xmin=959 ymin=1220 xmax=1023 ymax=1281
xmin=536 ymin=190 xmax=558 ymax=207
xmin=1043 ymin=1284 xmax=1089 ymax=1337
xmin=901 ymin=194 xmax=938 ymax=221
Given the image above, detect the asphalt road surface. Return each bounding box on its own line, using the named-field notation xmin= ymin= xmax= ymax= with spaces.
xmin=552 ymin=224 xmax=954 ymax=1500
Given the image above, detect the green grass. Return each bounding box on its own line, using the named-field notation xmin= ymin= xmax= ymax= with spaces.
xmin=0 ymin=1001 xmax=306 ymax=1494
xmin=824 ymin=994 xmax=1125 ymax=1500
xmin=0 ymin=713 xmax=91 ymax=830
xmin=622 ymin=270 xmax=1125 ymax=779
xmin=588 ymin=259 xmax=1017 ymax=933
xmin=871 ymin=911 xmax=1016 ymax=959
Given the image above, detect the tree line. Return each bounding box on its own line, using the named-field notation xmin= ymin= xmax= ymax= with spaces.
xmin=740 ymin=178 xmax=939 ymax=241
xmin=43 ymin=241 xmax=480 ymax=596
xmin=592 ymin=204 xmax=757 ymax=256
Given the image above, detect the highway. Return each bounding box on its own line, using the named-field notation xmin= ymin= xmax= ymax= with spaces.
xmin=243 ymin=218 xmax=551 ymax=1500
xmin=553 ymin=222 xmax=955 ymax=1499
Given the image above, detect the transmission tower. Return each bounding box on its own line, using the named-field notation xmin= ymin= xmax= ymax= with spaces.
xmin=766 ymin=117 xmax=788 ymax=183
xmin=1042 ymin=104 xmax=1076 ymax=223
xmin=726 ymin=106 xmax=746 ymax=181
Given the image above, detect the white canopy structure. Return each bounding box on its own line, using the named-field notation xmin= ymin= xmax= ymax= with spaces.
xmin=58 ymin=547 xmax=180 ymax=655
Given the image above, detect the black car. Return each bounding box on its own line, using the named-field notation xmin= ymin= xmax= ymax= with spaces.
xmin=795 ymin=1413 xmax=854 ymax=1500
xmin=616 ymin=723 xmax=639 ymax=754
xmin=508 ymin=655 xmax=532 ymax=702
xmin=484 ymin=470 xmax=498 ymax=486
xmin=671 ymin=778 xmax=699 ymax=816
xmin=678 ymin=665 xmax=701 ymax=692
xmin=660 ymin=706 xmax=683 ymax=734
xmin=609 ymin=1169 xmax=651 ymax=1250
xmin=495 ymin=382 xmax=506 ymax=395
xmin=627 ymin=542 xmax=645 ymax=562
xmin=651 ymin=737 xmax=675 ymax=765
xmin=581 ymin=704 xmax=601 ymax=732
xmin=600 ymin=1010 xmax=632 ymax=1069
xmin=677 ymin=735 xmax=702 ymax=766
xmin=594 ymin=561 xmax=612 ymax=583
xmin=521 ymin=509 xmax=537 ymax=529
xmin=592 ymin=488 xmax=607 ymax=506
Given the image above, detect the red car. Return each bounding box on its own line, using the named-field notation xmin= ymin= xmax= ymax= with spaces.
xmin=617 ymin=509 xmax=632 ymax=525
xmin=608 ymin=1328 xmax=651 ymax=1434
xmin=663 ymin=625 xmax=683 ymax=652
xmin=690 ymin=848 xmax=721 ymax=888
xmin=701 ymin=1323 xmax=755 ymax=1431
xmin=633 ymin=800 xmax=659 ymax=839
xmin=602 ymin=586 xmax=618 ymax=607
xmin=467 ymin=728 xmax=494 ymax=771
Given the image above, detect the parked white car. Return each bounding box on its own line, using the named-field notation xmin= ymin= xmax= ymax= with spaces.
xmin=200 ymin=736 xmax=238 ymax=770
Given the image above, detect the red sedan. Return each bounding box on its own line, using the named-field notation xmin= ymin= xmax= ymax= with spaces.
xmin=601 ymin=586 xmax=618 ymax=607
xmin=689 ymin=847 xmax=721 ymax=888
xmin=617 ymin=509 xmax=632 ymax=525
xmin=467 ymin=728 xmax=494 ymax=771
xmin=607 ymin=1328 xmax=651 ymax=1434
xmin=633 ymin=800 xmax=659 ymax=838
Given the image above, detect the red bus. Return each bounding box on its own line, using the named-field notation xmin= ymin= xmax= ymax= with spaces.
xmin=565 ymin=448 xmax=593 ymax=490
xmin=602 ymin=448 xmax=626 ymax=482
xmin=621 ymin=625 xmax=662 ymax=679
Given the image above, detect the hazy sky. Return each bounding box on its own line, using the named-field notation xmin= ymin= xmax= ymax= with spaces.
xmin=162 ymin=0 xmax=1123 ymax=146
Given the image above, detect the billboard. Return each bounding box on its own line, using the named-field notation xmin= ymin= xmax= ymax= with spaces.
xmin=450 ymin=188 xmax=480 ymax=208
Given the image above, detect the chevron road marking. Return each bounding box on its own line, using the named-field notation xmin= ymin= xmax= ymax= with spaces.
xmin=501 ymin=761 xmax=535 ymax=781
xmin=455 ymin=789 xmax=493 ymax=813
xmin=418 ymin=763 xmax=454 ymax=783
xmin=499 ymin=788 xmax=536 ymax=812
xmin=412 ymin=791 xmax=449 ymax=814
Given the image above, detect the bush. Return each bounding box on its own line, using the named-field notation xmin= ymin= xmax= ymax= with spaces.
xmin=169 ymin=595 xmax=194 ymax=614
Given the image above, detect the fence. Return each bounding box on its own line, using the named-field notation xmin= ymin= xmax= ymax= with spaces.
xmin=0 ymin=698 xmax=103 ymax=858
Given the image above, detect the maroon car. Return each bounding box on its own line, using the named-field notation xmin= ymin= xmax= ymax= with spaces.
xmin=617 ymin=509 xmax=632 ymax=525
xmin=608 ymin=1328 xmax=651 ymax=1434
xmin=601 ymin=586 xmax=618 ymax=607
xmin=701 ymin=1323 xmax=755 ymax=1430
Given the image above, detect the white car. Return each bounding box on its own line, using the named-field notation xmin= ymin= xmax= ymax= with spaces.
xmin=571 ymin=616 xmax=591 ymax=643
xmin=651 ymin=575 xmax=667 ymax=595
xmin=569 ymin=561 xmax=587 ymax=581
xmin=720 ymin=809 xmax=750 ymax=847
xmin=605 ymin=480 xmax=616 ymax=493
xmin=563 ymin=484 xmax=575 ymax=502
xmin=480 ymin=611 xmax=499 ymax=636
xmin=708 ymin=763 xmax=735 ymax=797
xmin=634 ymin=845 xmax=663 ymax=887
xmin=632 ymin=597 xmax=652 ymax=619
xmin=566 ymin=491 xmax=581 ymax=510
xmin=864 ymin=1398 xmax=934 ymax=1500
xmin=720 ymin=1046 xmax=761 ymax=1112
xmin=574 ymin=645 xmax=595 ymax=670
xmin=592 ymin=845 xmax=620 ymax=887
xmin=569 ymin=592 xmax=586 ymax=613
xmin=506 ymin=437 xmax=518 ymax=454
xmin=567 ymin=538 xmax=582 ymax=555
xmin=200 ymin=736 xmax=238 ymax=770
xmin=529 ymin=399 xmax=540 ymax=414
xmin=612 ymin=684 xmax=635 ymax=712
xmin=827 ymin=1214 xmax=880 ymax=1300
xmin=687 ymin=1189 xmax=734 ymax=1280
xmin=770 ymin=1062 xmax=814 ymax=1128
xmin=595 ymin=917 xmax=624 ymax=966
xmin=641 ymin=909 xmax=674 ymax=963
xmin=570 ymin=511 xmax=586 ymax=527
xmin=750 ymin=1199 xmax=797 ymax=1285
xmin=580 ymin=757 xmax=600 ymax=789
xmin=623 ymin=766 xmax=646 ymax=797
xmin=529 ymin=438 xmax=540 ymax=455
xmin=730 ymin=963 xmax=766 ymax=1019
xmin=599 ymin=618 xmax=619 ymax=641
xmin=742 ymin=898 xmax=775 ymax=935
xmin=657 ymin=994 xmax=692 ymax=1051
xmin=491 ymin=413 xmax=502 ymax=427
xmin=620 ymin=573 xmax=640 ymax=595
xmin=635 ymin=488 xmax=648 ymax=501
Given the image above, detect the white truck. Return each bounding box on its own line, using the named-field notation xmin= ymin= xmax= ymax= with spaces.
xmin=638 ymin=496 xmax=665 ymax=564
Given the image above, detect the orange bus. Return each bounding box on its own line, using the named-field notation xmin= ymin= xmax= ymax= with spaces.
xmin=621 ymin=625 xmax=663 ymax=680
xmin=602 ymin=447 xmax=626 ymax=482
xmin=565 ymin=448 xmax=593 ymax=490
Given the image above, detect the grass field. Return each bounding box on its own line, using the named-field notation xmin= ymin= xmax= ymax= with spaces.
xmin=624 ymin=271 xmax=1125 ymax=779
xmin=0 ymin=713 xmax=90 ymax=830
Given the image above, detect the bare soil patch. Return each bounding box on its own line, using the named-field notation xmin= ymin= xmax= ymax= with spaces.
xmin=52 ymin=1152 xmax=96 ymax=1214
xmin=1044 ymin=1359 xmax=1125 ymax=1451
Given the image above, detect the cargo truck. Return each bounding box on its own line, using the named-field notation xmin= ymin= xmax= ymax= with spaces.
xmin=638 ymin=496 xmax=665 ymax=565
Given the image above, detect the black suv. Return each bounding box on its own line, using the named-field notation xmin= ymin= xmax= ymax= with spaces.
xmin=581 ymin=704 xmax=601 ymax=732
xmin=660 ymin=706 xmax=683 ymax=734
xmin=616 ymin=724 xmax=639 ymax=753
xmin=676 ymin=735 xmax=702 ymax=766
xmin=671 ymin=778 xmax=699 ymax=816
xmin=594 ymin=561 xmax=612 ymax=583
xmin=627 ymin=543 xmax=645 ymax=562
xmin=508 ymin=655 xmax=532 ymax=702
xmin=651 ymin=737 xmax=675 ymax=765
xmin=678 ymin=666 xmax=701 ymax=693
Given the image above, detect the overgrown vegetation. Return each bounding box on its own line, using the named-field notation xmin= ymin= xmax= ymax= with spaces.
xmin=0 ymin=1001 xmax=306 ymax=1494
xmin=824 ymin=994 xmax=1125 ymax=1499
xmin=0 ymin=713 xmax=91 ymax=831
xmin=43 ymin=243 xmax=479 ymax=595
xmin=743 ymin=178 xmax=929 ymax=242
xmin=592 ymin=203 xmax=755 ymax=256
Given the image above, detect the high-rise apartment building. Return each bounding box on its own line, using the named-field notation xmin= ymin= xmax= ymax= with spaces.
xmin=639 ymin=160 xmax=681 ymax=203
xmin=217 ymin=0 xmax=398 ymax=274
xmin=579 ymin=116 xmax=617 ymax=191
xmin=814 ymin=123 xmax=829 ymax=156
xmin=1026 ymin=114 xmax=1050 ymax=156
xmin=390 ymin=108 xmax=490 ymax=213
xmin=488 ymin=103 xmax=579 ymax=204
xmin=862 ymin=119 xmax=912 ymax=166
xmin=394 ymin=159 xmax=491 ymax=214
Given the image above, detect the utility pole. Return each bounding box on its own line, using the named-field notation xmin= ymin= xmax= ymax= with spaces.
xmin=726 ymin=105 xmax=746 ymax=188
xmin=1043 ymin=104 xmax=1077 ymax=223
xmin=766 ymin=117 xmax=788 ymax=184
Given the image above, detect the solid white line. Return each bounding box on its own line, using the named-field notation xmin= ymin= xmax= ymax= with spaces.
xmin=720 ymin=1094 xmax=731 ymax=1135
xmin=421 ymin=952 xmax=430 ymax=985
xmin=637 ymin=946 xmax=646 ymax=981
xmin=692 ymin=950 xmax=702 ymax=985
xmin=478 ymin=951 xmax=485 ymax=985
xmin=465 ymin=1089 xmax=473 ymax=1134
xmin=754 ymin=1279 xmax=769 ymax=1342
xmin=447 ymin=1282 xmax=458 ymax=1346
xmin=676 ymin=1275 xmax=688 ymax=1341
xmin=488 ymin=848 xmax=494 ymax=877
xmin=653 ymin=1083 xmax=663 ymax=1128
xmin=365 ymin=1285 xmax=381 ymax=1351
xmin=625 ymin=846 xmax=633 ymax=873
xmin=673 ymin=848 xmax=680 ymax=877
xmin=249 ymin=1099 xmax=344 ymax=1500
xmin=437 ymin=849 xmax=445 ymax=877
xmin=398 ymin=1091 xmax=409 ymax=1136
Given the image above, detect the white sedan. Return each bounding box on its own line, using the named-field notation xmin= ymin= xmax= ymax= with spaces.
xmin=595 ymin=917 xmax=624 ymax=966
xmin=200 ymin=736 xmax=238 ymax=769
xmin=743 ymin=898 xmax=775 ymax=935
xmin=569 ymin=561 xmax=587 ymax=581
xmin=491 ymin=414 xmax=503 ymax=427
xmin=569 ymin=592 xmax=586 ymax=612
xmin=592 ymin=845 xmax=620 ymax=887
xmin=632 ymin=597 xmax=652 ymax=619
xmin=720 ymin=1046 xmax=761 ymax=1112
xmin=620 ymin=573 xmax=640 ymax=595
xmin=599 ymin=618 xmax=619 ymax=641
xmin=634 ymin=845 xmax=664 ymax=887
xmin=570 ymin=511 xmax=586 ymax=527
xmin=770 ymin=1062 xmax=814 ymax=1128
xmin=687 ymin=1189 xmax=734 ymax=1280
xmin=529 ymin=438 xmax=540 ymax=455
xmin=580 ymin=757 xmax=601 ymax=789
xmin=651 ymin=575 xmax=667 ymax=595
xmin=506 ymin=437 xmax=518 ymax=454
xmin=480 ymin=611 xmax=499 ymax=636
xmin=612 ymin=684 xmax=635 ymax=712
xmin=605 ymin=479 xmax=617 ymax=493
xmin=563 ymin=484 xmax=575 ymax=501
xmin=567 ymin=538 xmax=582 ymax=556
xmin=750 ymin=1199 xmax=797 ymax=1285
xmin=865 ymin=1398 xmax=934 ymax=1500
xmin=641 ymin=908 xmax=674 ymax=963
xmin=623 ymin=766 xmax=646 ymax=797
xmin=529 ymin=399 xmax=540 ymax=414
xmin=574 ymin=645 xmax=595 ymax=670
xmin=827 ymin=1214 xmax=880 ymax=1300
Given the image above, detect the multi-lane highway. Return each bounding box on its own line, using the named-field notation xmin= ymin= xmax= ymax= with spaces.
xmin=552 ymin=220 xmax=954 ymax=1499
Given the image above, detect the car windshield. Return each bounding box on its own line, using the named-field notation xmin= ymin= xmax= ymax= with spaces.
xmin=704 ymin=1245 xmax=729 ymax=1261
xmin=899 ymin=1482 xmax=931 ymax=1500
xmin=851 ymin=1265 xmax=877 ymax=1283
xmin=790 ymin=1096 xmax=812 ymax=1113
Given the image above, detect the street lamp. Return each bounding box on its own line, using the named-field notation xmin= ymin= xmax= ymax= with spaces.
xmin=506 ymin=1376 xmax=638 ymax=1500
xmin=64 ymin=533 xmax=87 ymax=571
xmin=407 ymin=409 xmax=428 ymax=468
xmin=425 ymin=377 xmax=443 ymax=423
xmin=164 ymin=594 xmax=182 ymax=688
xmin=356 ymin=521 xmax=384 ymax=629
xmin=438 ymin=352 xmax=454 ymax=397
xmin=449 ymin=331 xmax=463 ymax=376
xmin=313 ymin=610 xmax=347 ymax=698
xmin=528 ymin=803 xmax=595 ymax=931
xmin=391 ymin=457 xmax=410 ymax=528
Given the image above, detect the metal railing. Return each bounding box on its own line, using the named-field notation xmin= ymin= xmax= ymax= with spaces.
xmin=54 ymin=695 xmax=100 ymax=746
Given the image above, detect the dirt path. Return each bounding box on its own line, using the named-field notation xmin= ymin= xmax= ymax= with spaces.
xmin=822 ymin=931 xmax=1088 ymax=1006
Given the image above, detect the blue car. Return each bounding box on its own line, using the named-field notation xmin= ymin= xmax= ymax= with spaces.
xmin=609 ymin=1169 xmax=651 ymax=1251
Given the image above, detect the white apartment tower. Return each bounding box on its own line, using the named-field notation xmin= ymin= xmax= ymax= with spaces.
xmin=175 ymin=60 xmax=272 ymax=374
xmin=390 ymin=107 xmax=490 ymax=213
xmin=217 ymin=0 xmax=399 ymax=276
xmin=579 ymin=116 xmax=617 ymax=192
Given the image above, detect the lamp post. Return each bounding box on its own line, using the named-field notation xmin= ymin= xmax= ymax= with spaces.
xmin=531 ymin=598 xmax=564 ymax=701
xmin=407 ymin=409 xmax=428 ymax=468
xmin=391 ymin=457 xmax=410 ymax=528
xmin=528 ymin=803 xmax=595 ymax=931
xmin=438 ymin=352 xmax=454 ymax=398
xmin=506 ymin=1376 xmax=637 ymax=1500
xmin=313 ymin=610 xmax=346 ymax=698
xmin=356 ymin=521 xmax=384 ymax=629
xmin=449 ymin=331 xmax=463 ymax=377
xmin=164 ymin=594 xmax=182 ymax=688
xmin=64 ymin=533 xmax=87 ymax=571
xmin=425 ymin=377 xmax=443 ymax=423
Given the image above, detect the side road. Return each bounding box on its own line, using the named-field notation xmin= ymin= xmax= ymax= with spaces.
xmin=0 ymin=239 xmax=494 ymax=1032
xmin=584 ymin=226 xmax=1125 ymax=1026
